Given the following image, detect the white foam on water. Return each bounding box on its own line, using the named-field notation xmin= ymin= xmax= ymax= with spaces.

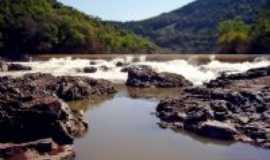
xmin=1 ymin=55 xmax=270 ymax=85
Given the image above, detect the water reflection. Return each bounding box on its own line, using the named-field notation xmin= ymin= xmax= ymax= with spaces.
xmin=126 ymin=86 xmax=181 ymax=100
xmin=159 ymin=123 xmax=235 ymax=147
xmin=74 ymin=87 xmax=270 ymax=160
xmin=68 ymin=94 xmax=115 ymax=112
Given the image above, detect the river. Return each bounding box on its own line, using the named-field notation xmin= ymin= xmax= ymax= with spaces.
xmin=2 ymin=54 xmax=270 ymax=160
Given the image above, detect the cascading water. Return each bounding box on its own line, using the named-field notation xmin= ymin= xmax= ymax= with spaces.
xmin=1 ymin=55 xmax=270 ymax=85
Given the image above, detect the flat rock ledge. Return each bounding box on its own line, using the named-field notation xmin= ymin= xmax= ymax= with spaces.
xmin=156 ymin=66 xmax=270 ymax=149
xmin=0 ymin=139 xmax=75 ymax=160
xmin=0 ymin=60 xmax=32 ymax=71
xmin=126 ymin=65 xmax=192 ymax=88
xmin=0 ymin=73 xmax=116 ymax=101
xmin=0 ymin=73 xmax=117 ymax=159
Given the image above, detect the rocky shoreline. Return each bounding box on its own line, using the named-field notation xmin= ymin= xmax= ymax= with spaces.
xmin=0 ymin=71 xmax=116 ymax=159
xmin=156 ymin=66 xmax=270 ymax=148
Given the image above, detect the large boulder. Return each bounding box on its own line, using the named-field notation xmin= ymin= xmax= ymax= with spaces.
xmin=126 ymin=65 xmax=192 ymax=88
xmin=0 ymin=96 xmax=87 ymax=144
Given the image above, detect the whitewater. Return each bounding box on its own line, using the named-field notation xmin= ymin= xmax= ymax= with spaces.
xmin=1 ymin=55 xmax=270 ymax=85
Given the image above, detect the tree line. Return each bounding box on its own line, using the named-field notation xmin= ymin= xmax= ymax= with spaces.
xmin=0 ymin=0 xmax=155 ymax=59
xmin=217 ymin=3 xmax=270 ymax=53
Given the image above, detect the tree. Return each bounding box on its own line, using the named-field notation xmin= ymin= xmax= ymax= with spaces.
xmin=250 ymin=7 xmax=270 ymax=53
xmin=0 ymin=0 xmax=155 ymax=58
xmin=217 ymin=18 xmax=251 ymax=53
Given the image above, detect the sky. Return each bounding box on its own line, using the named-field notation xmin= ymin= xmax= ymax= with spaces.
xmin=58 ymin=0 xmax=195 ymax=22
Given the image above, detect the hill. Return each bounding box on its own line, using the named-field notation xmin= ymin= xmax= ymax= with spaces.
xmin=116 ymin=0 xmax=267 ymax=52
xmin=0 ymin=0 xmax=155 ymax=59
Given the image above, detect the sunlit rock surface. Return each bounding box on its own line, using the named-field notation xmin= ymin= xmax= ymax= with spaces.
xmin=0 ymin=73 xmax=116 ymax=159
xmin=157 ymin=66 xmax=270 ymax=148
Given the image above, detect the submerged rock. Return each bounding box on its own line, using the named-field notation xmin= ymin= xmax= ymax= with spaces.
xmin=156 ymin=66 xmax=270 ymax=148
xmin=89 ymin=61 xmax=97 ymax=65
xmin=126 ymin=65 xmax=192 ymax=88
xmin=115 ymin=61 xmax=128 ymax=67
xmin=100 ymin=65 xmax=110 ymax=72
xmin=83 ymin=66 xmax=97 ymax=73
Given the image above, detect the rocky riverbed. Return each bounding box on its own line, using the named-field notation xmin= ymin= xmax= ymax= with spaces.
xmin=156 ymin=65 xmax=270 ymax=148
xmin=1 ymin=56 xmax=270 ymax=159
xmin=0 ymin=71 xmax=116 ymax=159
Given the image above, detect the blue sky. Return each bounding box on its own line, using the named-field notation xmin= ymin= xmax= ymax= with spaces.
xmin=59 ymin=0 xmax=195 ymax=21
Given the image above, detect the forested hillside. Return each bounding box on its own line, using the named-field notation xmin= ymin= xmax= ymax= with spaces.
xmin=217 ymin=5 xmax=270 ymax=54
xmin=117 ymin=0 xmax=267 ymax=52
xmin=0 ymin=0 xmax=155 ymax=59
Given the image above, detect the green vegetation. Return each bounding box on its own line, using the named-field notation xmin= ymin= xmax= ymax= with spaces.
xmin=0 ymin=0 xmax=155 ymax=59
xmin=116 ymin=0 xmax=266 ymax=52
xmin=217 ymin=19 xmax=251 ymax=53
xmin=217 ymin=4 xmax=270 ymax=53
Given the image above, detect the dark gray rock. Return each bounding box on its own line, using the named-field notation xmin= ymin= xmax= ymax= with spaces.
xmin=0 ymin=73 xmax=116 ymax=101
xmin=115 ymin=61 xmax=128 ymax=67
xmin=126 ymin=65 xmax=192 ymax=88
xmin=83 ymin=66 xmax=97 ymax=73
xmin=156 ymin=66 xmax=270 ymax=148
xmin=7 ymin=63 xmax=32 ymax=71
xmin=0 ymin=96 xmax=87 ymax=144
xmin=198 ymin=121 xmax=238 ymax=140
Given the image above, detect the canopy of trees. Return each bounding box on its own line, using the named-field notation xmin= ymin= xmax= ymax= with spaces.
xmin=218 ymin=5 xmax=270 ymax=54
xmin=0 ymin=0 xmax=155 ymax=59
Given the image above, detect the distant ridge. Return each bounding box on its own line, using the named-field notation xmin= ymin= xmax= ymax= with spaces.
xmin=115 ymin=0 xmax=267 ymax=52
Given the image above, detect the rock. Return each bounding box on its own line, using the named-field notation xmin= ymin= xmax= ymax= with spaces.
xmin=0 ymin=73 xmax=116 ymax=101
xmin=121 ymin=65 xmax=149 ymax=73
xmin=0 ymin=73 xmax=117 ymax=159
xmin=83 ymin=67 xmax=97 ymax=73
xmin=198 ymin=121 xmax=238 ymax=140
xmin=56 ymin=76 xmax=116 ymax=101
xmin=115 ymin=61 xmax=127 ymax=67
xmin=0 ymin=139 xmax=75 ymax=160
xmin=89 ymin=61 xmax=97 ymax=65
xmin=100 ymin=65 xmax=110 ymax=71
xmin=0 ymin=96 xmax=87 ymax=145
xmin=7 ymin=63 xmax=32 ymax=71
xmin=206 ymin=65 xmax=270 ymax=88
xmin=126 ymin=65 xmax=192 ymax=88
xmin=0 ymin=61 xmax=8 ymax=72
xmin=156 ymin=66 xmax=270 ymax=148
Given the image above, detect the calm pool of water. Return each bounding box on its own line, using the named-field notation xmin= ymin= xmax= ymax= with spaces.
xmin=73 ymin=87 xmax=270 ymax=160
